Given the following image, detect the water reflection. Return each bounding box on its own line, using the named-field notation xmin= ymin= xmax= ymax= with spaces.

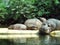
xmin=0 ymin=35 xmax=60 ymax=45
xmin=0 ymin=39 xmax=14 ymax=45
xmin=39 ymin=35 xmax=60 ymax=45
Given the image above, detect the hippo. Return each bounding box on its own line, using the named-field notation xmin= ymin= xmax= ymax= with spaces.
xmin=24 ymin=17 xmax=46 ymax=30
xmin=39 ymin=17 xmax=46 ymax=22
xmin=39 ymin=18 xmax=60 ymax=34
xmin=24 ymin=18 xmax=42 ymax=30
xmin=8 ymin=24 xmax=27 ymax=30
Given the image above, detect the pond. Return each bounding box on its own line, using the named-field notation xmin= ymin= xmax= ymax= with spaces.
xmin=0 ymin=35 xmax=60 ymax=45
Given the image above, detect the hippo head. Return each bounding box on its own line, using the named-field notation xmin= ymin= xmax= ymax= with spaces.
xmin=8 ymin=25 xmax=14 ymax=29
xmin=40 ymin=20 xmax=56 ymax=34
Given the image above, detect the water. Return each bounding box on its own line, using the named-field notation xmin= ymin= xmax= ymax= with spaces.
xmin=0 ymin=35 xmax=60 ymax=45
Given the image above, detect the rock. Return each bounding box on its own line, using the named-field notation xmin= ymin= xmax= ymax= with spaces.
xmin=50 ymin=30 xmax=60 ymax=37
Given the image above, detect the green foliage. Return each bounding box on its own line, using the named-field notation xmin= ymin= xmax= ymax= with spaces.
xmin=6 ymin=0 xmax=38 ymax=19
xmin=0 ymin=0 xmax=60 ymax=25
xmin=0 ymin=0 xmax=8 ymax=22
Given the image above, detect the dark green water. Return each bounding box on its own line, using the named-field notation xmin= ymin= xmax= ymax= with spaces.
xmin=0 ymin=35 xmax=60 ymax=45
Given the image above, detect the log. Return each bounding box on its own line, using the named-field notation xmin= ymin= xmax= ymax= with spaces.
xmin=0 ymin=28 xmax=39 ymax=39
xmin=0 ymin=35 xmax=39 ymax=39
xmin=0 ymin=29 xmax=39 ymax=34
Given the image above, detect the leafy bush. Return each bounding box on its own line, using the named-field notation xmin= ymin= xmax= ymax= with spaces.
xmin=0 ymin=0 xmax=8 ymax=23
xmin=0 ymin=0 xmax=60 ymax=25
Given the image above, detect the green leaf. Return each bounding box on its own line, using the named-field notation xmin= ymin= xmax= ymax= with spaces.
xmin=54 ymin=0 xmax=59 ymax=4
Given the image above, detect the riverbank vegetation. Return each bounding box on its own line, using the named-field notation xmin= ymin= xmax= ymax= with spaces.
xmin=0 ymin=0 xmax=60 ymax=27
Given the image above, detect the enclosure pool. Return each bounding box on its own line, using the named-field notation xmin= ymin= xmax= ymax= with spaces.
xmin=0 ymin=35 xmax=60 ymax=45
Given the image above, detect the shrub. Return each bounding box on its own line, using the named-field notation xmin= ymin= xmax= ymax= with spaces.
xmin=0 ymin=0 xmax=60 ymax=25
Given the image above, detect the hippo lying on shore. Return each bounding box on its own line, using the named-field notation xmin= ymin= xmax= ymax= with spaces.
xmin=25 ymin=18 xmax=42 ymax=30
xmin=39 ymin=18 xmax=60 ymax=34
xmin=8 ymin=24 xmax=27 ymax=30
xmin=24 ymin=17 xmax=46 ymax=30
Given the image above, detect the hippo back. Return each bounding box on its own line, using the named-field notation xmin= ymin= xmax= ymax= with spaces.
xmin=25 ymin=18 xmax=42 ymax=30
xmin=47 ymin=19 xmax=60 ymax=30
